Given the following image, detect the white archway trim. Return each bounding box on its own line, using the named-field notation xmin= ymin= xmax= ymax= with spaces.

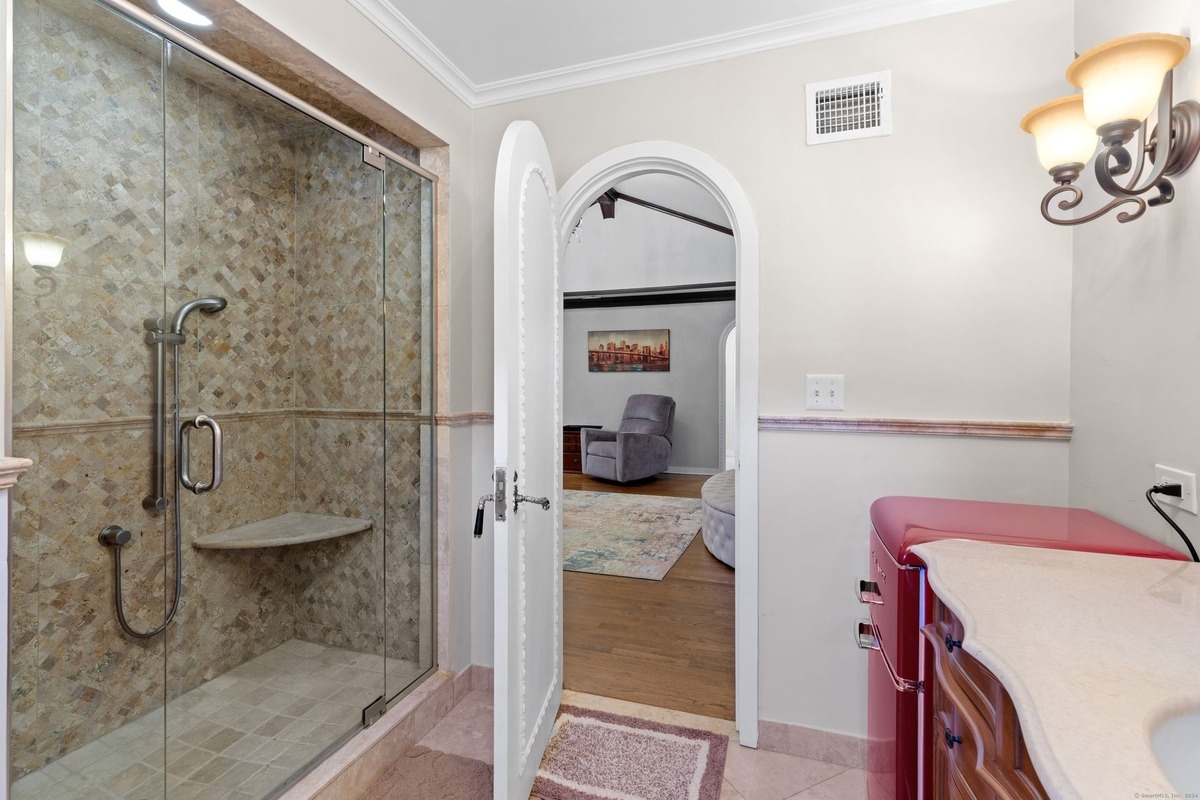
xmin=558 ymin=142 xmax=761 ymax=747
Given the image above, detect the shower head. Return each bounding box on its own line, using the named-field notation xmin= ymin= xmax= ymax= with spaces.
xmin=169 ymin=296 xmax=227 ymax=336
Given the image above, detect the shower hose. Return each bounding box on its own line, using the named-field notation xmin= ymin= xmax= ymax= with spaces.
xmin=108 ymin=343 xmax=185 ymax=639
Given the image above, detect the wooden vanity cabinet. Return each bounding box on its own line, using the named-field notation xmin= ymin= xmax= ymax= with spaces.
xmin=921 ymin=595 xmax=1048 ymax=800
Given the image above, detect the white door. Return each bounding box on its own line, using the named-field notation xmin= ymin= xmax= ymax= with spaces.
xmin=492 ymin=120 xmax=563 ymax=800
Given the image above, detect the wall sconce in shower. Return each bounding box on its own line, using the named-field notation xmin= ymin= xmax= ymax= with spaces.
xmin=1021 ymin=33 xmax=1200 ymax=225
xmin=16 ymin=231 xmax=69 ymax=269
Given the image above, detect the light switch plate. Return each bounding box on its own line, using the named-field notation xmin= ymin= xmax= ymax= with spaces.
xmin=805 ymin=374 xmax=844 ymax=410
xmin=1154 ymin=464 xmax=1198 ymax=514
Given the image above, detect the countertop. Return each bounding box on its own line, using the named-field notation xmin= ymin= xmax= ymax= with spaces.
xmin=912 ymin=539 xmax=1200 ymax=800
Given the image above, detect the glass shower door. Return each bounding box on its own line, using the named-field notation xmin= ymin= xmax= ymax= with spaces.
xmin=382 ymin=155 xmax=437 ymax=702
xmin=9 ymin=2 xmax=437 ymax=798
xmin=9 ymin=0 xmax=172 ymax=797
xmin=160 ymin=42 xmax=389 ymax=800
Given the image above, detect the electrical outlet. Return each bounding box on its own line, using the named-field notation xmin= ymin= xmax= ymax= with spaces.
xmin=1154 ymin=464 xmax=1198 ymax=514
xmin=805 ymin=374 xmax=845 ymax=411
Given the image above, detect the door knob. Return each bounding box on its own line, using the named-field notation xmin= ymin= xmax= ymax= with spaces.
xmin=514 ymin=493 xmax=550 ymax=512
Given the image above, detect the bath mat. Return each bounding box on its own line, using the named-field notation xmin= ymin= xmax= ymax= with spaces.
xmin=533 ymin=705 xmax=728 ymax=800
xmin=563 ymin=490 xmax=702 ymax=580
xmin=359 ymin=745 xmax=492 ymax=800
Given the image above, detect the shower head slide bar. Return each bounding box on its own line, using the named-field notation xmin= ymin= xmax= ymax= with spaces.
xmin=106 ymin=297 xmax=227 ymax=639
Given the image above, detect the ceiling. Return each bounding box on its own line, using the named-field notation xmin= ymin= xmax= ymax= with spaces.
xmin=347 ymin=0 xmax=1010 ymax=107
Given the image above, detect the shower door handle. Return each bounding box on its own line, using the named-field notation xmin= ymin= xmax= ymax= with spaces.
xmin=179 ymin=414 xmax=223 ymax=494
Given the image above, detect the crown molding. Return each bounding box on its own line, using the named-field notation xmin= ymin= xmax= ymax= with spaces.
xmin=349 ymin=0 xmax=1013 ymax=109
xmin=346 ymin=0 xmax=477 ymax=106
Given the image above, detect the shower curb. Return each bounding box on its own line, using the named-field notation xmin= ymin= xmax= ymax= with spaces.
xmin=278 ymin=665 xmax=487 ymax=799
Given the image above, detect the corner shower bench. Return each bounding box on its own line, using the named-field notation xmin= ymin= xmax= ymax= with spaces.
xmin=192 ymin=512 xmax=372 ymax=549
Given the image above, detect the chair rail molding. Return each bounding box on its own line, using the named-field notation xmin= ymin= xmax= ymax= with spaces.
xmin=759 ymin=416 xmax=1073 ymax=440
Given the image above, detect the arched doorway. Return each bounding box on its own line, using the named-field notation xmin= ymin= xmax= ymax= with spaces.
xmin=557 ymin=142 xmax=761 ymax=746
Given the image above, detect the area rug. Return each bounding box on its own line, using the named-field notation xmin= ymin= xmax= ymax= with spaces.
xmin=533 ymin=705 xmax=728 ymax=800
xmin=359 ymin=745 xmax=492 ymax=800
xmin=563 ymin=490 xmax=702 ymax=580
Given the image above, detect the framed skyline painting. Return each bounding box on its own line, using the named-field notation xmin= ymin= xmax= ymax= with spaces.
xmin=587 ymin=329 xmax=670 ymax=372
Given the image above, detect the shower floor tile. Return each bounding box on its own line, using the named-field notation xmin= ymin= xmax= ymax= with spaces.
xmin=13 ymin=639 xmax=424 ymax=800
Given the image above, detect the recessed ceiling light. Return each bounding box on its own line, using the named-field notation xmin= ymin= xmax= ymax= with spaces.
xmin=157 ymin=0 xmax=212 ymax=27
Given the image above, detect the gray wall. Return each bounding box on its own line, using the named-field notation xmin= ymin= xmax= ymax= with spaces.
xmin=565 ymin=301 xmax=735 ymax=473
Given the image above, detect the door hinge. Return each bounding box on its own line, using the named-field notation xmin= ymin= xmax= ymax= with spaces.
xmin=362 ymin=695 xmax=386 ymax=727
xmin=362 ymin=145 xmax=385 ymax=171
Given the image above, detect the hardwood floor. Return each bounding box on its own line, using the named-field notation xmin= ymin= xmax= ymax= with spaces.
xmin=563 ymin=472 xmax=735 ymax=720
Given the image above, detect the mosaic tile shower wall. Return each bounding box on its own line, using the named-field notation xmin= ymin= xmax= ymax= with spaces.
xmin=9 ymin=0 xmax=433 ymax=783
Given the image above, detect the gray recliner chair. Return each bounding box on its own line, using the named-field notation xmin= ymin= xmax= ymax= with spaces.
xmin=581 ymin=394 xmax=676 ymax=483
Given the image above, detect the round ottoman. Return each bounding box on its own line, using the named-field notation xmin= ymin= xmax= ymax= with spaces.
xmin=701 ymin=469 xmax=736 ymax=567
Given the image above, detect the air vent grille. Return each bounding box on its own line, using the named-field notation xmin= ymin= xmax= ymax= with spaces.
xmin=806 ymin=70 xmax=892 ymax=145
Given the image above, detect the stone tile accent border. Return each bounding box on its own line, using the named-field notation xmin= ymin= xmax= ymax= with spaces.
xmin=757 ymin=719 xmax=867 ymax=770
xmin=534 ymin=705 xmax=728 ymax=800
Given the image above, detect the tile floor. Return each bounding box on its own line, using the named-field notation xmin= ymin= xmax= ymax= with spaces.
xmin=395 ymin=688 xmax=867 ymax=800
xmin=12 ymin=639 xmax=423 ymax=800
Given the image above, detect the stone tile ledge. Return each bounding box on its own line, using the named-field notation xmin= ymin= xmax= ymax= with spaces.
xmin=0 ymin=457 xmax=34 ymax=489
xmin=436 ymin=412 xmax=494 ymax=427
xmin=192 ymin=512 xmax=372 ymax=549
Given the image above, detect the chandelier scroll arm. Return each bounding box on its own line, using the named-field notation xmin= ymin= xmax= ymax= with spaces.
xmin=1039 ymin=183 xmax=1147 ymax=226
xmin=1096 ymin=73 xmax=1177 ymax=201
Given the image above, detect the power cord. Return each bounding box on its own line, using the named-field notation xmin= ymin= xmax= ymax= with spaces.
xmin=1146 ymin=483 xmax=1200 ymax=562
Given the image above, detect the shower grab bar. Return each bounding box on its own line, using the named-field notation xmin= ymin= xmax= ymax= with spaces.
xmin=141 ymin=317 xmax=183 ymax=512
xmin=179 ymin=414 xmax=223 ymax=494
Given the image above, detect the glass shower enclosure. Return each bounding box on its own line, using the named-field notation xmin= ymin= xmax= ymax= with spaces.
xmin=7 ymin=0 xmax=436 ymax=797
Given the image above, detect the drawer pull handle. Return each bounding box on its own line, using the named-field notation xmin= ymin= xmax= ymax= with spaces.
xmin=857 ymin=579 xmax=882 ymax=605
xmin=855 ymin=620 xmax=880 ymax=651
xmin=944 ymin=728 xmax=962 ymax=749
xmin=944 ymin=634 xmax=962 ymax=653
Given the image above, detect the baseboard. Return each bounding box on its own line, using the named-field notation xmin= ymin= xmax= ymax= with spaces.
xmin=278 ymin=665 xmax=475 ymax=800
xmin=467 ymin=664 xmax=494 ymax=693
xmin=757 ymin=719 xmax=866 ymax=770
xmin=664 ymin=466 xmax=721 ymax=476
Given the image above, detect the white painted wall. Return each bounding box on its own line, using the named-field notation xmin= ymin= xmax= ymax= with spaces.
xmin=1068 ymin=0 xmax=1200 ymax=555
xmin=564 ymin=301 xmax=735 ymax=472
xmin=564 ymin=202 xmax=735 ymax=292
xmin=760 ymin=433 xmax=1068 ymax=734
xmin=469 ymin=0 xmax=1075 ymax=736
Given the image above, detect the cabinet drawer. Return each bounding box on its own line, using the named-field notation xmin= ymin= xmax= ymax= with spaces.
xmin=934 ymin=707 xmax=989 ymax=800
xmin=931 ymin=596 xmax=999 ymax=732
xmin=564 ymin=453 xmax=582 ymax=473
xmin=923 ymin=604 xmax=1048 ymax=800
